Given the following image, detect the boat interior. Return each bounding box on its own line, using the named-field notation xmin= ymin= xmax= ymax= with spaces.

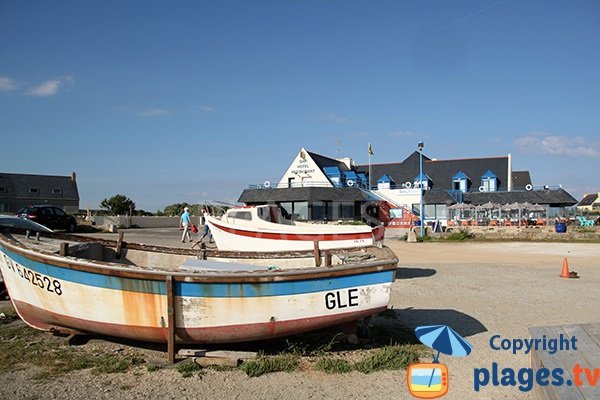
xmin=1 ymin=228 xmax=397 ymax=274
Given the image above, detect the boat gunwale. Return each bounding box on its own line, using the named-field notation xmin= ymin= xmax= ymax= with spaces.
xmin=0 ymin=231 xmax=398 ymax=284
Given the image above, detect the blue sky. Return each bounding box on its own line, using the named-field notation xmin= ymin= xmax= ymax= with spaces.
xmin=1 ymin=0 xmax=599 ymax=211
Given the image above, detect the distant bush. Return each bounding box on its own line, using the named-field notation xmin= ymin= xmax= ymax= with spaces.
xmin=446 ymin=229 xmax=475 ymax=241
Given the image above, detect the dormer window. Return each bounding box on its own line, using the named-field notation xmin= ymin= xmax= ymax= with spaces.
xmin=481 ymin=170 xmax=497 ymax=192
xmin=377 ymin=174 xmax=395 ymax=189
xmin=343 ymin=171 xmax=358 ymax=187
xmin=414 ymin=172 xmax=431 ymax=190
xmin=323 ymin=167 xmax=343 ymax=187
xmin=357 ymin=173 xmax=368 ymax=189
xmin=452 ymin=171 xmax=470 ymax=193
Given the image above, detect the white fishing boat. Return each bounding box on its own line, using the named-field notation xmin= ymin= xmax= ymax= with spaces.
xmin=0 ymin=217 xmax=397 ymax=359
xmin=205 ymin=205 xmax=385 ymax=252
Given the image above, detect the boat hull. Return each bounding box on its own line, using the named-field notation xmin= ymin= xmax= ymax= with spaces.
xmin=0 ymin=240 xmax=396 ymax=344
xmin=207 ymin=217 xmax=379 ymax=252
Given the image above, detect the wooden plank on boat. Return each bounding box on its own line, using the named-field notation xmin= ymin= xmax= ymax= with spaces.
xmin=60 ymin=242 xmax=69 ymax=256
xmin=313 ymin=240 xmax=321 ymax=267
xmin=179 ymin=258 xmax=273 ymax=272
xmin=324 ymin=251 xmax=332 ymax=267
xmin=529 ymin=323 xmax=600 ymax=400
xmin=189 ymin=350 xmax=258 ymax=367
xmin=115 ymin=231 xmax=124 ymax=259
xmin=166 ymin=275 xmax=176 ymax=363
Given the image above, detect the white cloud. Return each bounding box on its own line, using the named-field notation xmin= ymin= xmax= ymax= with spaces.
xmin=139 ymin=108 xmax=172 ymax=117
xmin=0 ymin=76 xmax=17 ymax=92
xmin=515 ymin=132 xmax=600 ymax=159
xmin=26 ymin=76 xmax=74 ymax=97
xmin=197 ymin=105 xmax=215 ymax=114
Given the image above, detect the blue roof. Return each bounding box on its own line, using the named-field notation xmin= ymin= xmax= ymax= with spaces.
xmin=344 ymin=171 xmax=358 ymax=180
xmin=414 ymin=172 xmax=432 ymax=181
xmin=481 ymin=169 xmax=497 ymax=179
xmin=452 ymin=171 xmax=470 ymax=180
xmin=323 ymin=166 xmax=342 ymax=176
xmin=377 ymin=174 xmax=395 ymax=183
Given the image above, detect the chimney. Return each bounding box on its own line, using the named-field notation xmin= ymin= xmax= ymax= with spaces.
xmin=71 ymin=171 xmax=77 ymax=182
xmin=507 ymin=154 xmax=512 ymax=192
xmin=337 ymin=157 xmax=354 ymax=169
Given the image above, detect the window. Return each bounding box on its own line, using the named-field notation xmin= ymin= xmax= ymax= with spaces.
xmin=452 ymin=171 xmax=470 ymax=193
xmin=228 ymin=211 xmax=252 ymax=221
xmin=482 ymin=178 xmax=496 ymax=192
xmin=310 ymin=201 xmax=327 ymax=220
xmin=414 ymin=173 xmax=430 ymax=190
xmin=53 ymin=188 xmax=63 ymax=195
xmin=323 ymin=167 xmax=343 ymax=187
xmin=0 ymin=187 xmax=6 ymax=193
xmin=293 ymin=202 xmax=309 ymax=220
xmin=389 ymin=208 xmax=404 ymax=219
xmin=29 ymin=188 xmax=40 ymax=193
xmin=481 ymin=170 xmax=497 ymax=192
xmin=338 ymin=202 xmax=355 ymax=220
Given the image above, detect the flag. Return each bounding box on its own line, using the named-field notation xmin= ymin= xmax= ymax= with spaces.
xmin=368 ymin=143 xmax=374 ymax=156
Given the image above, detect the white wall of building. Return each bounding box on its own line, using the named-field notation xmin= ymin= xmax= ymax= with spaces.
xmin=277 ymin=148 xmax=333 ymax=188
xmin=372 ymin=188 xmax=421 ymax=208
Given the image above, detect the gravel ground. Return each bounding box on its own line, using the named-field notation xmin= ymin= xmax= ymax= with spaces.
xmin=1 ymin=230 xmax=599 ymax=399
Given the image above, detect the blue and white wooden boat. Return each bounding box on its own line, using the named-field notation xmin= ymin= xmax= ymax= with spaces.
xmin=0 ymin=220 xmax=397 ymax=356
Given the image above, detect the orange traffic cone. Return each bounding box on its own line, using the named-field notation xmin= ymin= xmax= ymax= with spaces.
xmin=560 ymin=257 xmax=578 ymax=278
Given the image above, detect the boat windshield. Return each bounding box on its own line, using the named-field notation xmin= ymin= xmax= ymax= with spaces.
xmin=257 ymin=206 xmax=286 ymax=224
xmin=227 ymin=211 xmax=252 ymax=221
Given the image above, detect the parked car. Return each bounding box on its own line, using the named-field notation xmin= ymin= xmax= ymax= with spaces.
xmin=15 ymin=205 xmax=77 ymax=232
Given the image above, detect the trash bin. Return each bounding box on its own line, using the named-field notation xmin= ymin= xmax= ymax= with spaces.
xmin=555 ymin=222 xmax=567 ymax=233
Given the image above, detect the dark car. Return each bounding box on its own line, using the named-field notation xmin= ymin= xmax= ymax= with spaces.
xmin=16 ymin=205 xmax=77 ymax=232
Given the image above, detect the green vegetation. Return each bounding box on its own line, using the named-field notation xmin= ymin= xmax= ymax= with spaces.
xmin=445 ymin=228 xmax=475 ymax=241
xmin=240 ymin=353 xmax=300 ymax=377
xmin=315 ymin=357 xmax=353 ymax=373
xmin=100 ymin=194 xmax=136 ymax=215
xmin=176 ymin=361 xmax=204 ymax=378
xmin=0 ymin=317 xmax=146 ymax=379
xmin=146 ymin=364 xmax=162 ymax=372
xmin=1 ymin=302 xmax=425 ymax=380
xmin=353 ymin=344 xmax=421 ymax=373
xmin=0 ymin=304 xmax=19 ymax=325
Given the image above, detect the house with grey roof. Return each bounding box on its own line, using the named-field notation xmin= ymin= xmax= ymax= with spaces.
xmin=577 ymin=193 xmax=600 ymax=212
xmin=0 ymin=172 xmax=80 ymax=213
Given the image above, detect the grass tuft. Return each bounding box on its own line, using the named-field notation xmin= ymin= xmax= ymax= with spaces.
xmin=445 ymin=229 xmax=475 ymax=241
xmin=176 ymin=361 xmax=203 ymax=378
xmin=240 ymin=353 xmax=299 ymax=377
xmin=353 ymin=344 xmax=421 ymax=373
xmin=315 ymin=357 xmax=353 ymax=374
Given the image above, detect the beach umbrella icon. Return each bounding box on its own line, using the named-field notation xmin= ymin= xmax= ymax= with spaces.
xmin=415 ymin=325 xmax=473 ymax=362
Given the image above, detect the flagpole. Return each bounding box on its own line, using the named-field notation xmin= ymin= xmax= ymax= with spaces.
xmin=368 ymin=143 xmax=372 ymax=189
xmin=368 ymin=152 xmax=371 ymax=189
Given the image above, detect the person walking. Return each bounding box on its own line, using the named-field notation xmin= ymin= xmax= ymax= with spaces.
xmin=180 ymin=207 xmax=194 ymax=243
xmin=200 ymin=207 xmax=213 ymax=243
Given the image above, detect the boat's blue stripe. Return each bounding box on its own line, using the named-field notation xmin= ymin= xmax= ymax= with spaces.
xmin=1 ymin=247 xmax=394 ymax=298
